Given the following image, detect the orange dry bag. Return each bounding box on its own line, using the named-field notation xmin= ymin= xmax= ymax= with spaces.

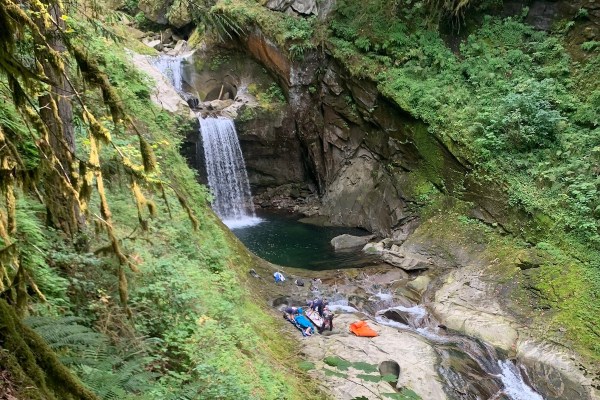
xmin=349 ymin=320 xmax=378 ymax=337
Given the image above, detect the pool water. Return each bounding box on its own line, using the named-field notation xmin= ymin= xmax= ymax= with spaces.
xmin=230 ymin=210 xmax=380 ymax=270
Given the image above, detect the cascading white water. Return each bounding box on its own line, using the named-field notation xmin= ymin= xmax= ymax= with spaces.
xmin=150 ymin=56 xmax=185 ymax=92
xmin=498 ymin=361 xmax=544 ymax=400
xmin=199 ymin=117 xmax=261 ymax=228
xmin=374 ymin=303 xmax=545 ymax=400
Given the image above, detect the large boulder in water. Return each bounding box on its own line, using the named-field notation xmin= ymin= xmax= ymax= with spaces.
xmin=331 ymin=234 xmax=375 ymax=250
xmin=382 ymin=309 xmax=410 ymax=326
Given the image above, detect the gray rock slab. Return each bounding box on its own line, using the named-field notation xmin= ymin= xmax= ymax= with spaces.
xmin=331 ymin=234 xmax=375 ymax=250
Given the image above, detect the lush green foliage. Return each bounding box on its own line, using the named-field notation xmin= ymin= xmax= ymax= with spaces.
xmin=0 ymin=8 xmax=320 ymax=399
xmin=217 ymin=0 xmax=600 ymax=361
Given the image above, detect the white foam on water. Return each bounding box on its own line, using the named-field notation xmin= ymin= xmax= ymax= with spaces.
xmin=374 ymin=315 xmax=409 ymax=329
xmin=390 ymin=305 xmax=428 ymax=318
xmin=370 ymin=290 xmax=394 ymax=302
xmin=497 ymin=360 xmax=544 ymax=400
xmin=224 ymin=217 xmax=263 ymax=229
xmin=149 ymin=55 xmax=186 ymax=92
xmin=329 ymin=298 xmax=349 ymax=306
xmin=328 ymin=304 xmax=358 ymax=313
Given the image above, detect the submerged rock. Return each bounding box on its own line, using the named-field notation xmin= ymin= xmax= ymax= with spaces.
xmin=407 ymin=275 xmax=431 ymax=294
xmin=362 ymin=241 xmax=384 ymax=254
xmin=331 ymin=234 xmax=375 ymax=250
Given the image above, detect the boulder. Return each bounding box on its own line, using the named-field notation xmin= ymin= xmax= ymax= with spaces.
xmin=208 ymin=99 xmax=235 ymax=110
xmin=144 ymin=39 xmax=163 ymax=51
xmin=138 ymin=0 xmax=169 ymax=24
xmin=382 ymin=251 xmax=432 ymax=271
xmin=407 ymin=275 xmax=431 ymax=294
xmin=265 ymin=0 xmax=317 ymax=15
xmin=362 ymin=241 xmax=384 ymax=255
xmin=168 ymin=0 xmax=192 ymax=28
xmin=265 ymin=0 xmax=294 ymax=11
xmin=166 ymin=39 xmax=188 ymax=56
xmin=331 ymin=234 xmax=375 ymax=250
xmin=161 ymin=28 xmax=173 ymax=44
xmin=291 ymin=0 xmax=318 ymax=15
xmin=382 ymin=309 xmax=410 ymax=326
xmin=378 ymin=360 xmax=400 ymax=389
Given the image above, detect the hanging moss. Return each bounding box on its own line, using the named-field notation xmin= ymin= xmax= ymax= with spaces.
xmin=138 ymin=134 xmax=157 ymax=173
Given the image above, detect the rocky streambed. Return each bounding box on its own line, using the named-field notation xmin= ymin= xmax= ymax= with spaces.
xmin=257 ymin=257 xmax=597 ymax=400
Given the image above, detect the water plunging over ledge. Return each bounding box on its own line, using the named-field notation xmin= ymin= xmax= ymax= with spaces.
xmin=198 ymin=117 xmax=261 ymax=228
xmin=149 ymin=55 xmax=186 ymax=93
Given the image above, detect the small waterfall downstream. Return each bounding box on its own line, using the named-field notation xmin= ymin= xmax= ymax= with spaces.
xmin=369 ymin=301 xmax=544 ymax=400
xmin=198 ymin=117 xmax=260 ymax=228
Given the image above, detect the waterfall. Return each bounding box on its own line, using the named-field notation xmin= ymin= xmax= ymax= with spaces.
xmin=150 ymin=55 xmax=185 ymax=92
xmin=199 ymin=117 xmax=260 ymax=228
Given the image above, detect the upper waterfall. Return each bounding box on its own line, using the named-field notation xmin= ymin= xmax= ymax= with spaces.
xmin=150 ymin=55 xmax=185 ymax=93
xmin=198 ymin=117 xmax=260 ymax=228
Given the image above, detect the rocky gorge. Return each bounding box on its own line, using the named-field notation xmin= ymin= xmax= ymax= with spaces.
xmin=128 ymin=1 xmax=600 ymax=398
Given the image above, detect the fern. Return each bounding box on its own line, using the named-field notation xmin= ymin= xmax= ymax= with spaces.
xmin=25 ymin=316 xmax=157 ymax=400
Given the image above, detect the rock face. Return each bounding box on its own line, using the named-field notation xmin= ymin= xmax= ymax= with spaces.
xmin=266 ymin=0 xmax=318 ymax=15
xmin=232 ymin=27 xmax=525 ymax=237
xmin=330 ymin=234 xmax=375 ymax=250
xmin=129 ymin=52 xmax=193 ymax=117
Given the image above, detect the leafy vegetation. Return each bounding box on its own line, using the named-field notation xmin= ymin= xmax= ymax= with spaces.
xmin=214 ymin=0 xmax=600 ymax=362
xmin=0 ymin=0 xmax=322 ymax=398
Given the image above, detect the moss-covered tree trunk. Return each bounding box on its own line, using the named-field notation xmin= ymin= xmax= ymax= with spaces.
xmin=0 ymin=299 xmax=100 ymax=400
xmin=36 ymin=2 xmax=85 ymax=238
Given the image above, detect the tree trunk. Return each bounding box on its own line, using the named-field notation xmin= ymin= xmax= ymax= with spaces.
xmin=36 ymin=3 xmax=85 ymax=238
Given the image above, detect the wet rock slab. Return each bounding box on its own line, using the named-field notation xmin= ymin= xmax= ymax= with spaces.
xmin=301 ymin=313 xmax=447 ymax=400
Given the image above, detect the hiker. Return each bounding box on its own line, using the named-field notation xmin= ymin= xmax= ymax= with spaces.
xmin=318 ymin=311 xmax=334 ymax=333
xmin=283 ymin=306 xmax=299 ymax=319
xmin=307 ymin=298 xmax=329 ymax=317
xmin=273 ymin=271 xmax=285 ymax=283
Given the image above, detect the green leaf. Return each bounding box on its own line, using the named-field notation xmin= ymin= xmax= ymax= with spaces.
xmin=323 ymin=356 xmax=351 ymax=371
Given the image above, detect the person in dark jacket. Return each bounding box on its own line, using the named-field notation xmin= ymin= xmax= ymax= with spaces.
xmin=307 ymin=298 xmax=329 ymax=317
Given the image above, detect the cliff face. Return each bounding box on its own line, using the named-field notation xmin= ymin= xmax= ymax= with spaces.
xmin=225 ymin=0 xmax=599 ymax=238
xmin=231 ymin=28 xmax=517 ymax=237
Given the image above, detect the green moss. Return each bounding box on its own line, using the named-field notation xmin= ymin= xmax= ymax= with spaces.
xmin=0 ymin=300 xmax=99 ymax=400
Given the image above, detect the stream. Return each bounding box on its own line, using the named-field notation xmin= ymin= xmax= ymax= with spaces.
xmin=330 ymin=283 xmax=544 ymax=400
xmin=233 ymin=209 xmax=546 ymax=399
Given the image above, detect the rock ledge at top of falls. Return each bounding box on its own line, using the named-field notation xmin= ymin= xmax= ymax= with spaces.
xmin=128 ymin=51 xmax=193 ymax=118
